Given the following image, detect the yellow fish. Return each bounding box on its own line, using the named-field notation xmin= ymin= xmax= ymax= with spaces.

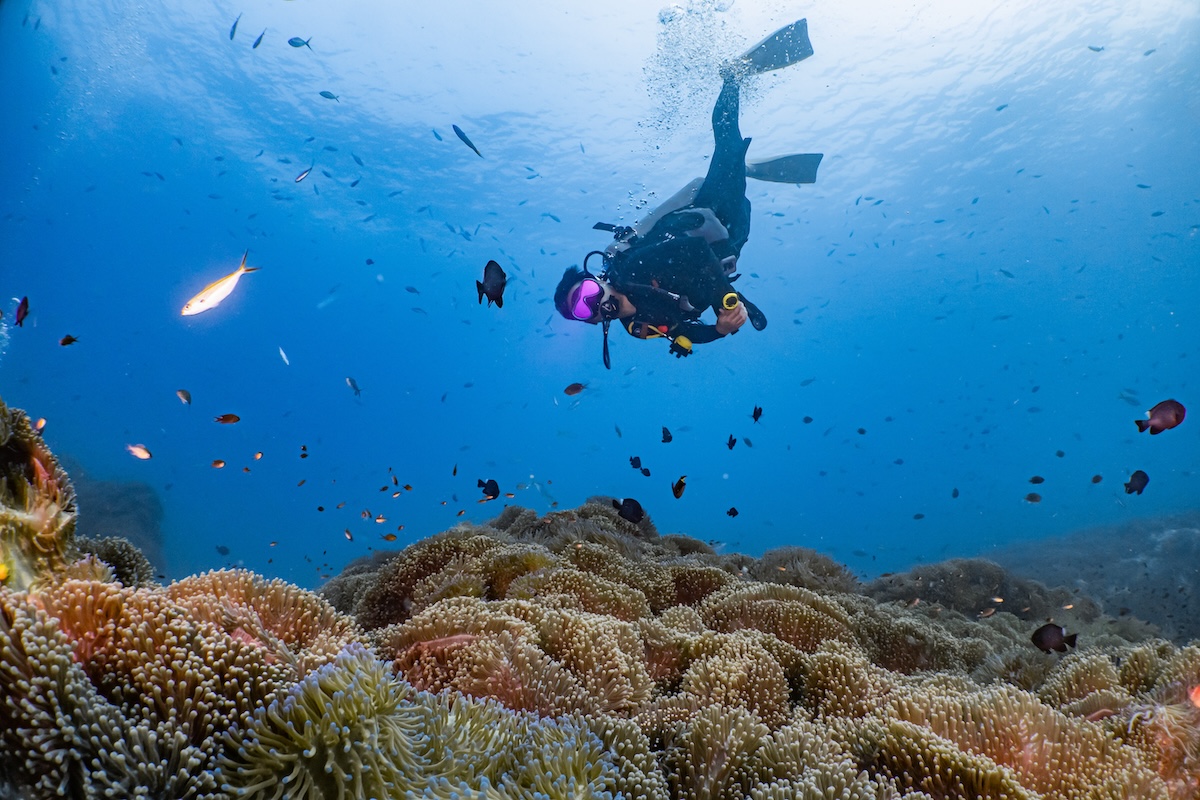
xmin=182 ymin=251 xmax=258 ymax=316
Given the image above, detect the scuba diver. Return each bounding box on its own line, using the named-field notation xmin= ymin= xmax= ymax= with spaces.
xmin=554 ymin=20 xmax=823 ymax=368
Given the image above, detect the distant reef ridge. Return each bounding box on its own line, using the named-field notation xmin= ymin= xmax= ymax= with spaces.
xmin=2 ymin=393 xmax=1199 ymax=799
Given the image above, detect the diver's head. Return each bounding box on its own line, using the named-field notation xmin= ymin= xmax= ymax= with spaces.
xmin=555 ymin=265 xmax=620 ymax=325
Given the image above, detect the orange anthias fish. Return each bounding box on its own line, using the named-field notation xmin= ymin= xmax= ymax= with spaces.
xmin=182 ymin=251 xmax=259 ymax=316
xmin=125 ymin=444 xmax=153 ymax=460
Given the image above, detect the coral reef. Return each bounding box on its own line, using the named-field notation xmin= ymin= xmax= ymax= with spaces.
xmin=749 ymin=544 xmax=860 ymax=594
xmin=1 ymin=399 xmax=1198 ymax=799
xmin=992 ymin=512 xmax=1200 ymax=643
xmin=74 ymin=534 xmax=158 ymax=587
xmin=0 ymin=397 xmax=77 ymax=591
xmin=218 ymin=643 xmax=622 ymax=800
xmin=865 ymin=557 xmax=1102 ymax=623
xmin=338 ymin=504 xmax=1200 ymax=799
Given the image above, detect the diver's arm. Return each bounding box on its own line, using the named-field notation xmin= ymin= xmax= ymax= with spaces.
xmin=675 ymin=302 xmax=745 ymax=344
xmin=674 ymin=319 xmax=724 ymax=344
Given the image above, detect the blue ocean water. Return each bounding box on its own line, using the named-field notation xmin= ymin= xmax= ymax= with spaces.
xmin=1 ymin=0 xmax=1196 ymax=590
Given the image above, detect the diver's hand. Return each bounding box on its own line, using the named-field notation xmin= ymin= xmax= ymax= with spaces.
xmin=716 ymin=303 xmax=748 ymax=335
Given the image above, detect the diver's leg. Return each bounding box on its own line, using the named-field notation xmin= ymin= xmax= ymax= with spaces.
xmin=691 ymin=75 xmax=752 ymax=256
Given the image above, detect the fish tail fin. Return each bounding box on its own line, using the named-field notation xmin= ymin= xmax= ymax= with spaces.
xmin=476 ymin=280 xmax=485 ymax=304
xmin=1135 ymin=419 xmax=1150 ymax=432
xmin=239 ymin=252 xmax=260 ymax=273
xmin=1064 ymin=633 xmax=1078 ymax=649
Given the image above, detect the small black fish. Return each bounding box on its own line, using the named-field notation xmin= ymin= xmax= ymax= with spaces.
xmin=640 ymin=467 xmax=651 ymax=477
xmin=726 ymin=435 xmax=737 ymax=450
xmin=346 ymin=377 xmax=361 ymax=397
xmin=1029 ymin=476 xmax=1044 ymax=484
xmin=726 ymin=507 xmax=738 ymax=518
xmin=477 ymin=260 xmax=506 ymax=307
xmin=1124 ymin=470 xmax=1149 ymax=495
xmin=15 ymin=296 xmax=29 ymax=327
xmin=253 ymin=29 xmax=265 ymax=49
xmin=452 ymin=124 xmax=482 ymax=157
xmin=743 ymin=437 xmax=753 ymax=448
xmin=629 ymin=456 xmax=641 ymax=469
xmin=478 ymin=478 xmax=500 ymax=500
xmin=1031 ymin=623 xmax=1077 ymax=654
xmin=661 ymin=426 xmax=673 ymax=444
xmin=751 ymin=405 xmax=762 ymax=423
xmin=229 ymin=13 xmax=241 ymax=40
xmin=612 ymin=497 xmax=644 ymax=524
xmin=216 ymin=545 xmax=231 ymax=556
xmin=951 ymin=487 xmax=959 ymax=498
xmin=671 ymin=475 xmax=686 ymax=499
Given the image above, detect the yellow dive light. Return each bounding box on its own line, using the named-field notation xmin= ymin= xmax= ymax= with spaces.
xmin=722 ymin=292 xmax=740 ymax=310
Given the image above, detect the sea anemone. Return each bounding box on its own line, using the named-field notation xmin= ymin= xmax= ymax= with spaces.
xmin=0 ymin=396 xmax=77 ymax=591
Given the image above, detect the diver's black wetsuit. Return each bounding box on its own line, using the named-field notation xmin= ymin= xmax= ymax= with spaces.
xmin=606 ymin=76 xmax=757 ymax=345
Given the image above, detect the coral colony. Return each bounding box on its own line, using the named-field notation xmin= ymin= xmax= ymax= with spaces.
xmin=2 ymin=393 xmax=1199 ymax=799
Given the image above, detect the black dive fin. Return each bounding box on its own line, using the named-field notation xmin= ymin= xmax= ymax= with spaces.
xmin=739 ymin=19 xmax=813 ymax=75
xmin=746 ymin=153 xmax=824 ymax=185
xmin=740 ymin=296 xmax=768 ymax=331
